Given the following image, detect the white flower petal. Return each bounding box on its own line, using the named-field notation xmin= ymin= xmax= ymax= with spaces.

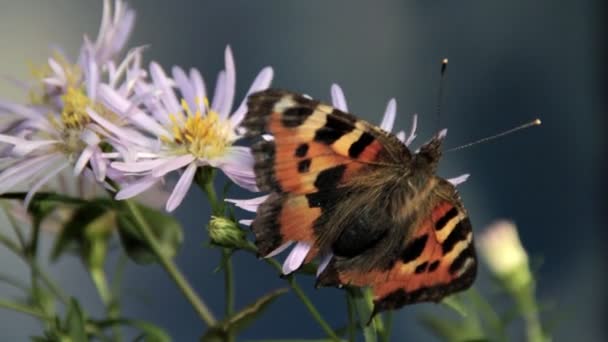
xmin=151 ymin=154 xmax=195 ymax=178
xmin=74 ymin=145 xmax=95 ymax=176
xmin=225 ymin=195 xmax=268 ymax=212
xmin=405 ymin=114 xmax=418 ymax=146
xmin=316 ymin=253 xmax=333 ymax=277
xmin=0 ymin=154 xmax=61 ymax=194
xmin=87 ymin=108 xmax=152 ymax=148
xmin=112 ymin=158 xmax=167 ymax=173
xmin=115 ymin=175 xmax=160 ymax=200
xmin=239 ymin=219 xmax=253 ymax=226
xmin=447 ymin=173 xmax=470 ymax=186
xmin=379 ymin=98 xmax=396 ymax=132
xmin=172 ymin=66 xmax=196 ymax=111
xmin=282 ymin=241 xmax=312 ymax=275
xmin=190 ymin=68 xmax=207 ymax=113
xmin=166 ymin=162 xmax=197 ymax=212
xmin=265 ymin=241 xmax=294 ymax=258
xmin=396 ymin=130 xmax=406 ymax=142
xmin=91 ymin=150 xmax=107 ymax=182
xmin=330 ymin=84 xmax=348 ymax=112
xmin=218 ymin=46 xmax=236 ymax=119
xmin=211 ymin=146 xmax=257 ymax=191
xmin=230 ymin=66 xmax=273 ymax=127
xmin=24 ymin=161 xmax=69 ymax=208
xmin=150 ymin=62 xmax=180 ymax=114
xmin=211 ymin=70 xmax=226 ymax=114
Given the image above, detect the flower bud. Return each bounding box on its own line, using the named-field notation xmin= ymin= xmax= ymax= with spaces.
xmin=478 ymin=220 xmax=532 ymax=291
xmin=208 ymin=216 xmax=247 ymax=249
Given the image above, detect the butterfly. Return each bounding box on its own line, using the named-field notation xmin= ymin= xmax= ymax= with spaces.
xmin=243 ymin=89 xmax=476 ymax=315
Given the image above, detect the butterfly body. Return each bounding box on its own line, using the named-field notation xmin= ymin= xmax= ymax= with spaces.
xmin=244 ymin=89 xmax=476 ymax=314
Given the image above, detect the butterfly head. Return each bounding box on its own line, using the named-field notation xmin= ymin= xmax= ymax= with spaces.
xmin=413 ymin=129 xmax=447 ymax=173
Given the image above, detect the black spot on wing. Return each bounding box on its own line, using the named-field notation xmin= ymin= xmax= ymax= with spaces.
xmin=415 ymin=262 xmax=429 ymax=274
xmin=435 ymin=207 xmax=458 ymax=231
xmin=282 ymin=106 xmax=314 ymax=127
xmin=428 ymin=260 xmax=440 ymax=272
xmin=442 ymin=218 xmax=470 ymax=255
xmin=314 ymin=113 xmax=355 ymax=145
xmin=348 ymin=132 xmax=375 ymax=158
xmin=312 ymin=165 xmax=346 ymax=190
xmin=401 ymin=234 xmax=428 ymax=263
xmin=295 ymin=143 xmax=309 ymax=157
xmin=297 ymin=159 xmax=311 ymax=173
xmin=331 ymin=215 xmax=389 ymax=258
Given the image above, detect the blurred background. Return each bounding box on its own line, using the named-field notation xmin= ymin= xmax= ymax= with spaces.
xmin=0 ymin=0 xmax=605 ymax=340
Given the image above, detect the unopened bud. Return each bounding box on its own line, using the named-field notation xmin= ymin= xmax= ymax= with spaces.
xmin=208 ymin=216 xmax=247 ymax=249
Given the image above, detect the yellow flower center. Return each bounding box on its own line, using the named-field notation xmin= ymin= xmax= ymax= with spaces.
xmin=163 ymin=98 xmax=233 ymax=159
xmin=61 ymin=87 xmax=91 ymax=129
xmin=28 ymin=52 xmax=82 ymax=106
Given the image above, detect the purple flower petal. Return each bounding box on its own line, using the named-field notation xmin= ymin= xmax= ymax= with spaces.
xmin=225 ymin=195 xmax=268 ymax=212
xmin=150 ymin=62 xmax=180 ymax=115
xmin=74 ymin=145 xmax=95 ymax=176
xmin=166 ymin=162 xmax=197 ymax=212
xmin=330 ymin=84 xmax=348 ymax=112
xmin=379 ymin=98 xmax=396 ymax=132
xmin=447 ymin=173 xmax=470 ymax=186
xmin=151 ymin=154 xmax=195 ymax=177
xmin=211 ymin=70 xmax=226 ymax=115
xmin=112 ymin=158 xmax=167 ymax=173
xmin=115 ymin=175 xmax=160 ymax=200
xmin=217 ymin=46 xmax=236 ymax=119
xmin=316 ymin=253 xmax=333 ymax=277
xmin=265 ymin=241 xmax=294 ymax=258
xmin=24 ymin=161 xmax=69 ymax=208
xmin=189 ymin=68 xmax=207 ymax=113
xmin=230 ymin=66 xmax=273 ymax=127
xmin=396 ymin=130 xmax=406 ymax=142
xmin=405 ymin=114 xmax=418 ymax=146
xmin=282 ymin=241 xmax=312 ymax=274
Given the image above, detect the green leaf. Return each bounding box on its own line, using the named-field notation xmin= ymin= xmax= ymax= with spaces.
xmin=201 ymin=288 xmax=288 ymax=341
xmin=441 ymin=294 xmax=469 ymax=317
xmin=96 ymin=318 xmax=171 ymax=342
xmin=64 ymin=299 xmax=87 ymax=342
xmin=51 ymin=202 xmax=114 ymax=264
xmin=116 ymin=203 xmax=183 ymax=264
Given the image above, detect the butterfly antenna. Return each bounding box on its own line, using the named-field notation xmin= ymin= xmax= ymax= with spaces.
xmin=435 ymin=58 xmax=449 ymax=135
xmin=445 ymin=118 xmax=542 ymax=152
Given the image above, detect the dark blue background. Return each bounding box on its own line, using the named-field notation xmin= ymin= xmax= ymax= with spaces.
xmin=0 ymin=0 xmax=605 ymax=340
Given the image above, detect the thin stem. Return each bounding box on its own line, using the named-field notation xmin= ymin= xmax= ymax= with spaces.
xmin=346 ymin=292 xmax=356 ymax=342
xmin=90 ymin=267 xmax=122 ymax=341
xmin=0 ymin=298 xmax=49 ymax=320
xmin=124 ymin=199 xmax=217 ymax=326
xmin=243 ymin=243 xmax=338 ymax=341
xmin=1 ymin=204 xmax=27 ymax=249
xmin=380 ymin=312 xmax=393 ymax=342
xmin=29 ymin=260 xmax=70 ymax=305
xmin=223 ymin=249 xmax=234 ymax=316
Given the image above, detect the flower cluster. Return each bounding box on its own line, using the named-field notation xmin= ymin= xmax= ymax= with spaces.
xmin=0 ymin=0 xmax=272 ymax=212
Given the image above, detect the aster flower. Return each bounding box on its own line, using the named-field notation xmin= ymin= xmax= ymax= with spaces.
xmin=0 ymin=0 xmax=142 ymax=206
xmin=228 ymin=84 xmax=470 ymax=275
xmin=103 ymin=46 xmax=273 ymax=212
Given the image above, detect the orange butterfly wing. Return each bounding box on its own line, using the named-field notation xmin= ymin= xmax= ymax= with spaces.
xmin=244 ymin=89 xmax=408 ymax=257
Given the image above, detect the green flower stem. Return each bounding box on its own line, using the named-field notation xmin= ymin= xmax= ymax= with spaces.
xmin=223 ymin=249 xmax=235 ymax=316
xmin=0 ymin=215 xmax=69 ymax=305
xmin=90 ymin=267 xmax=122 ymax=341
xmin=124 ymin=199 xmax=217 ymax=326
xmin=516 ymin=284 xmax=546 ymax=342
xmin=380 ymin=312 xmax=393 ymax=342
xmin=0 ymin=298 xmax=49 ymax=320
xmin=243 ymin=243 xmax=339 ymax=341
xmin=1 ymin=204 xmax=27 ymax=249
xmin=346 ymin=292 xmax=356 ymax=342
